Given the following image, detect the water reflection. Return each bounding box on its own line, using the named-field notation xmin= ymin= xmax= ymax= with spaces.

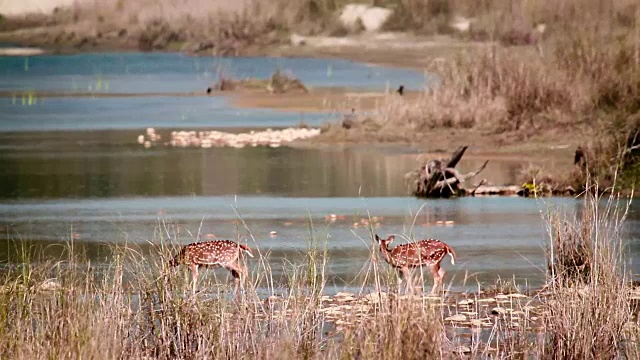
xmin=0 ymin=96 xmax=332 ymax=132
xmin=0 ymin=130 xmax=536 ymax=200
xmin=2 ymin=129 xmax=638 ymax=293
xmin=0 ymin=130 xmax=422 ymax=199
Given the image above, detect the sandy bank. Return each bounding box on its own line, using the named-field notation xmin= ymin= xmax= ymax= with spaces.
xmin=0 ymin=47 xmax=45 ymax=55
xmin=0 ymin=0 xmax=83 ymax=16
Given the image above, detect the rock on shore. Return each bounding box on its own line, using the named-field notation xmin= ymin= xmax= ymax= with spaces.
xmin=138 ymin=127 xmax=321 ymax=149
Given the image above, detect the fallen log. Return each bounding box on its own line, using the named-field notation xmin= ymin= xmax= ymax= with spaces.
xmin=472 ymin=185 xmax=521 ymax=196
xmin=405 ymin=146 xmax=489 ymax=198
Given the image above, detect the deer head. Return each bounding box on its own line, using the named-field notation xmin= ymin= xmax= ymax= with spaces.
xmin=375 ymin=234 xmax=395 ymax=248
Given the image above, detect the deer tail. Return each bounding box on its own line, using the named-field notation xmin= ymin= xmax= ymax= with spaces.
xmin=446 ymin=244 xmax=457 ymax=265
xmin=238 ymin=244 xmax=254 ymax=258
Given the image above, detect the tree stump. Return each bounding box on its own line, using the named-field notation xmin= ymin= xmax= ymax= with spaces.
xmin=405 ymin=146 xmax=489 ymax=198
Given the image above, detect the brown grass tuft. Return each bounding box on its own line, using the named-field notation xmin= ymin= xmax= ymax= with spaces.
xmin=542 ymin=190 xmax=635 ymax=358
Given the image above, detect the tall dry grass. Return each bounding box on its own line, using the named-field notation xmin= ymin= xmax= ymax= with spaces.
xmin=542 ymin=189 xmax=637 ymax=359
xmin=0 ymin=218 xmax=447 ymax=359
xmin=23 ymin=0 xmax=352 ymax=52
xmin=380 ymin=0 xmax=639 ymax=42
xmin=6 ymin=0 xmax=638 ymax=53
xmin=325 ymin=4 xmax=640 ymax=188
xmin=1 ymin=195 xmax=638 ymax=359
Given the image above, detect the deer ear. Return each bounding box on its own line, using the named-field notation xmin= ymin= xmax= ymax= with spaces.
xmin=387 ymin=235 xmax=395 ymax=244
xmin=375 ymin=234 xmax=381 ymax=242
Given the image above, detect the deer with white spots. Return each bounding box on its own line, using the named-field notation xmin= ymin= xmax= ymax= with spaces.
xmin=375 ymin=234 xmax=456 ymax=295
xmin=170 ymin=240 xmax=254 ymax=295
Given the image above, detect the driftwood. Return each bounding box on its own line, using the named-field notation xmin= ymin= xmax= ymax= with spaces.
xmin=406 ymin=146 xmax=489 ymax=198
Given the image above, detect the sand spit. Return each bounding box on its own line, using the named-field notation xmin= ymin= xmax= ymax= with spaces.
xmin=0 ymin=47 xmax=45 ymax=55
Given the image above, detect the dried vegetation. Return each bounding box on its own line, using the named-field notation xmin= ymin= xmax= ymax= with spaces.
xmin=1 ymin=194 xmax=639 ymax=359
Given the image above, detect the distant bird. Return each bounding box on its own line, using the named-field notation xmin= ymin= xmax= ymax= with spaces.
xmin=170 ymin=240 xmax=254 ymax=295
xmin=342 ymin=108 xmax=356 ymax=129
xmin=375 ymin=234 xmax=456 ymax=295
xmin=397 ymin=85 xmax=404 ymax=96
xmin=574 ymin=146 xmax=586 ymax=167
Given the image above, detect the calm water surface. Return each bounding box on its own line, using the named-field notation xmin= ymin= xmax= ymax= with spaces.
xmin=0 ymin=53 xmax=428 ymax=131
xmin=0 ymin=53 xmax=427 ymax=93
xmin=0 ymin=53 xmax=638 ymax=294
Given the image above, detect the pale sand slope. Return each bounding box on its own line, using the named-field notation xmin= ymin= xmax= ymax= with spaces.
xmin=0 ymin=0 xmax=86 ymax=16
xmin=0 ymin=0 xmax=250 ymax=16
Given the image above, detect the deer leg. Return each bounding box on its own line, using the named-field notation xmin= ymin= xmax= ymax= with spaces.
xmin=190 ymin=263 xmax=199 ymax=296
xmin=437 ymin=267 xmax=446 ymax=291
xmin=429 ymin=264 xmax=443 ymax=295
xmin=401 ymin=267 xmax=414 ymax=295
xmin=396 ymin=269 xmax=404 ymax=293
xmin=230 ymin=270 xmax=240 ymax=297
xmin=226 ymin=262 xmax=246 ymax=299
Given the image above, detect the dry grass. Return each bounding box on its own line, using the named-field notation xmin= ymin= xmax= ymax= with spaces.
xmin=379 ymin=0 xmax=639 ymax=42
xmin=0 ymin=0 xmax=353 ymax=52
xmin=2 ymin=0 xmax=637 ymax=52
xmin=210 ymin=68 xmax=308 ymax=93
xmin=320 ymin=3 xmax=640 ymax=189
xmin=0 ymin=217 xmax=446 ymax=359
xmin=541 ymin=190 xmax=637 ymax=359
xmin=1 ymin=196 xmax=638 ymax=359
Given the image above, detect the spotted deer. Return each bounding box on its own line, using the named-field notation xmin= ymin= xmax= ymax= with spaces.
xmin=375 ymin=234 xmax=456 ymax=295
xmin=170 ymin=240 xmax=254 ymax=295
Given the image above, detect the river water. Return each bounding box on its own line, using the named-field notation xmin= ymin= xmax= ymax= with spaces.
xmin=0 ymin=52 xmax=638 ymax=294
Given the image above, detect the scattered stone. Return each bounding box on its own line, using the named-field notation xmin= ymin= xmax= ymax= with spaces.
xmin=445 ymin=314 xmax=467 ymax=322
xmin=337 ymin=295 xmax=357 ymax=303
xmin=449 ymin=16 xmax=474 ymax=33
xmin=458 ymin=299 xmax=474 ymax=306
xmin=469 ymin=319 xmax=492 ymax=327
xmin=139 ymin=127 xmax=321 ymax=149
xmin=264 ymin=295 xmax=281 ymax=306
xmin=339 ymin=4 xmax=393 ymax=32
xmin=335 ymin=292 xmax=355 ymax=298
xmin=290 ymin=33 xmax=307 ymax=46
xmin=363 ymin=292 xmax=388 ymax=303
xmin=453 ymin=346 xmax=472 ymax=354
xmin=477 ymin=298 xmax=496 ymax=303
xmin=491 ymin=307 xmax=508 ymax=315
xmin=38 ymin=279 xmax=62 ymax=291
xmin=507 ymin=293 xmax=528 ymax=299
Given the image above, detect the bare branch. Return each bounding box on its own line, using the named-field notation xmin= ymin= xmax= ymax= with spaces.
xmin=470 ymin=179 xmax=487 ymax=196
